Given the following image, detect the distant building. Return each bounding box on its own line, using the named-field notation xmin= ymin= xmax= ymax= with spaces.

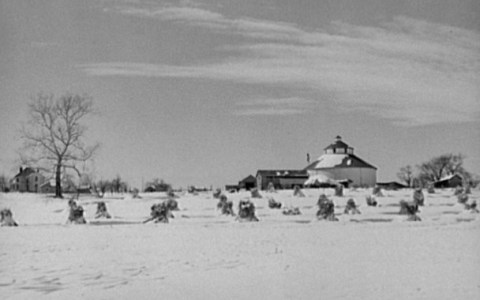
xmin=304 ymin=136 xmax=377 ymax=187
xmin=40 ymin=180 xmax=56 ymax=194
xmin=433 ymin=174 xmax=463 ymax=188
xmin=238 ymin=175 xmax=256 ymax=191
xmin=224 ymin=184 xmax=239 ymax=192
xmin=376 ymin=181 xmax=408 ymax=190
xmin=10 ymin=167 xmax=46 ymax=193
xmin=256 ymin=170 xmax=308 ymax=190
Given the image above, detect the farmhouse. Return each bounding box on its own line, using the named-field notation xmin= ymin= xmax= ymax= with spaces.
xmin=304 ymin=136 xmax=377 ymax=187
xmin=256 ymin=170 xmax=308 ymax=190
xmin=9 ymin=167 xmax=46 ymax=193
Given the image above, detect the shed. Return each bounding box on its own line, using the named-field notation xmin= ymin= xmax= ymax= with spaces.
xmin=256 ymin=170 xmax=308 ymax=190
xmin=433 ymin=174 xmax=463 ymax=188
xmin=238 ymin=175 xmax=256 ymax=190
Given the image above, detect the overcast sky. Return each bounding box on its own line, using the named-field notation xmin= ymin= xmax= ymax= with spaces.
xmin=1 ymin=0 xmax=479 ymax=188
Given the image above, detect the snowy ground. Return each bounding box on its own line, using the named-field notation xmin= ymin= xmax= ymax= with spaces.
xmin=1 ymin=188 xmax=479 ymax=299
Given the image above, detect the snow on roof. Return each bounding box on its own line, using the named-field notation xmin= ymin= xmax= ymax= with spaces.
xmin=304 ymin=173 xmax=334 ymax=185
xmin=436 ymin=173 xmax=463 ymax=182
xmin=305 ymin=154 xmax=377 ymax=170
xmin=309 ymin=154 xmax=348 ymax=169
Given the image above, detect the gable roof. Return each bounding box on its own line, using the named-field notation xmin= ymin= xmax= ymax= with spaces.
xmin=13 ymin=167 xmax=37 ymax=179
xmin=256 ymin=170 xmax=308 ymax=178
xmin=239 ymin=175 xmax=256 ymax=183
xmin=434 ymin=173 xmax=463 ymax=183
xmin=304 ymin=154 xmax=377 ymax=170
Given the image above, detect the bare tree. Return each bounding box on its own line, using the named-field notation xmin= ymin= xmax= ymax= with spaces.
xmin=417 ymin=153 xmax=469 ymax=184
xmin=20 ymin=93 xmax=99 ymax=198
xmin=397 ymin=165 xmax=414 ymax=187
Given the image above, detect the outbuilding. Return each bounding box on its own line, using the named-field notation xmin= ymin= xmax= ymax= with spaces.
xmin=256 ymin=170 xmax=308 ymax=190
xmin=238 ymin=175 xmax=256 ymax=191
xmin=433 ymin=174 xmax=463 ymax=188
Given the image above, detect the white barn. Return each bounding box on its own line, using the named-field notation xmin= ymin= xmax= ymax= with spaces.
xmin=304 ymin=136 xmax=377 ymax=187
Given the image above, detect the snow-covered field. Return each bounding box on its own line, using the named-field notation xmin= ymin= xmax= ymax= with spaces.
xmin=1 ymin=188 xmax=479 ymax=299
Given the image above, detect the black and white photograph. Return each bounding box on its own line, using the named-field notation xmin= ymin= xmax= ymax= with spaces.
xmin=1 ymin=0 xmax=479 ymax=299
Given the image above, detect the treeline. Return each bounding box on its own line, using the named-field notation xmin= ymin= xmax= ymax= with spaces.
xmin=397 ymin=153 xmax=478 ymax=188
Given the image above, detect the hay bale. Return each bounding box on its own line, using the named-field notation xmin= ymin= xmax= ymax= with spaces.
xmin=0 ymin=209 xmax=18 ymax=227
xmin=268 ymin=197 xmax=282 ymax=209
xmin=144 ymin=201 xmax=174 ymax=223
xmin=67 ymin=199 xmax=87 ymax=224
xmin=167 ymin=188 xmax=178 ymax=199
xmin=251 ymin=188 xmax=262 ymax=199
xmin=237 ymin=199 xmax=259 ymax=222
xmin=217 ymin=194 xmax=235 ymax=216
xmin=399 ymin=200 xmax=419 ymax=217
xmin=282 ymin=207 xmax=301 ymax=215
xmin=413 ymin=188 xmax=425 ymax=206
xmin=267 ymin=182 xmax=276 ymax=193
xmin=95 ymin=202 xmax=112 ymax=219
xmin=427 ymin=183 xmax=435 ymax=194
xmin=464 ymin=183 xmax=471 ymax=194
xmin=166 ymin=198 xmax=179 ymax=211
xmin=334 ymin=185 xmax=344 ymax=197
xmin=457 ymin=193 xmax=468 ymax=204
xmin=365 ymin=195 xmax=377 ymax=207
xmin=131 ymin=188 xmax=141 ymax=199
xmin=316 ymin=195 xmax=338 ymax=221
xmin=293 ymin=185 xmax=305 ymax=197
xmin=344 ymin=198 xmax=361 ymax=215
xmin=454 ymin=186 xmax=464 ymax=196
xmin=372 ymin=186 xmax=384 ymax=197
xmin=213 ymin=188 xmax=222 ymax=199
xmin=465 ymin=201 xmax=479 ymax=213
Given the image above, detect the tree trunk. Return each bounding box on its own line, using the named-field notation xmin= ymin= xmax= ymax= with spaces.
xmin=55 ymin=161 xmax=63 ymax=198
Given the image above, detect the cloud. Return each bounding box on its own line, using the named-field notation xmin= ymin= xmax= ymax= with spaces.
xmin=82 ymin=5 xmax=480 ymax=126
xmin=234 ymin=97 xmax=315 ymax=116
xmin=113 ymin=4 xmax=304 ymax=41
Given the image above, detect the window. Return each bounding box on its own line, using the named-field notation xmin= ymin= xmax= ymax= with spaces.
xmin=336 ymin=148 xmax=345 ymax=154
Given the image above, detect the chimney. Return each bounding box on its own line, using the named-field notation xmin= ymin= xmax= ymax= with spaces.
xmin=20 ymin=167 xmax=23 ymax=174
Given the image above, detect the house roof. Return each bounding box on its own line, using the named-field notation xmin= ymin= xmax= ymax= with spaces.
xmin=13 ymin=167 xmax=37 ymax=179
xmin=304 ymin=154 xmax=377 ymax=170
xmin=239 ymin=175 xmax=256 ymax=183
xmin=256 ymin=170 xmax=308 ymax=177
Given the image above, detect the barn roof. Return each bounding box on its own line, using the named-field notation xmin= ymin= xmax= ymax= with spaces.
xmin=304 ymin=154 xmax=377 ymax=170
xmin=434 ymin=173 xmax=463 ymax=183
xmin=256 ymin=170 xmax=308 ymax=177
xmin=239 ymin=175 xmax=256 ymax=183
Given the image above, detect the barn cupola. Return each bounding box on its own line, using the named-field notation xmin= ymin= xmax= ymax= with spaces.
xmin=323 ymin=136 xmax=354 ymax=155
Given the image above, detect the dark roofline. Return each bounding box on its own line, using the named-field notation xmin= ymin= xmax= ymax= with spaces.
xmin=13 ymin=167 xmax=37 ymax=179
xmin=239 ymin=175 xmax=256 ymax=183
xmin=350 ymin=154 xmax=377 ymax=170
xmin=256 ymin=169 xmax=308 ymax=177
xmin=433 ymin=174 xmax=463 ymax=183
xmin=324 ymin=140 xmax=351 ymax=151
xmin=304 ymin=154 xmax=377 ymax=170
